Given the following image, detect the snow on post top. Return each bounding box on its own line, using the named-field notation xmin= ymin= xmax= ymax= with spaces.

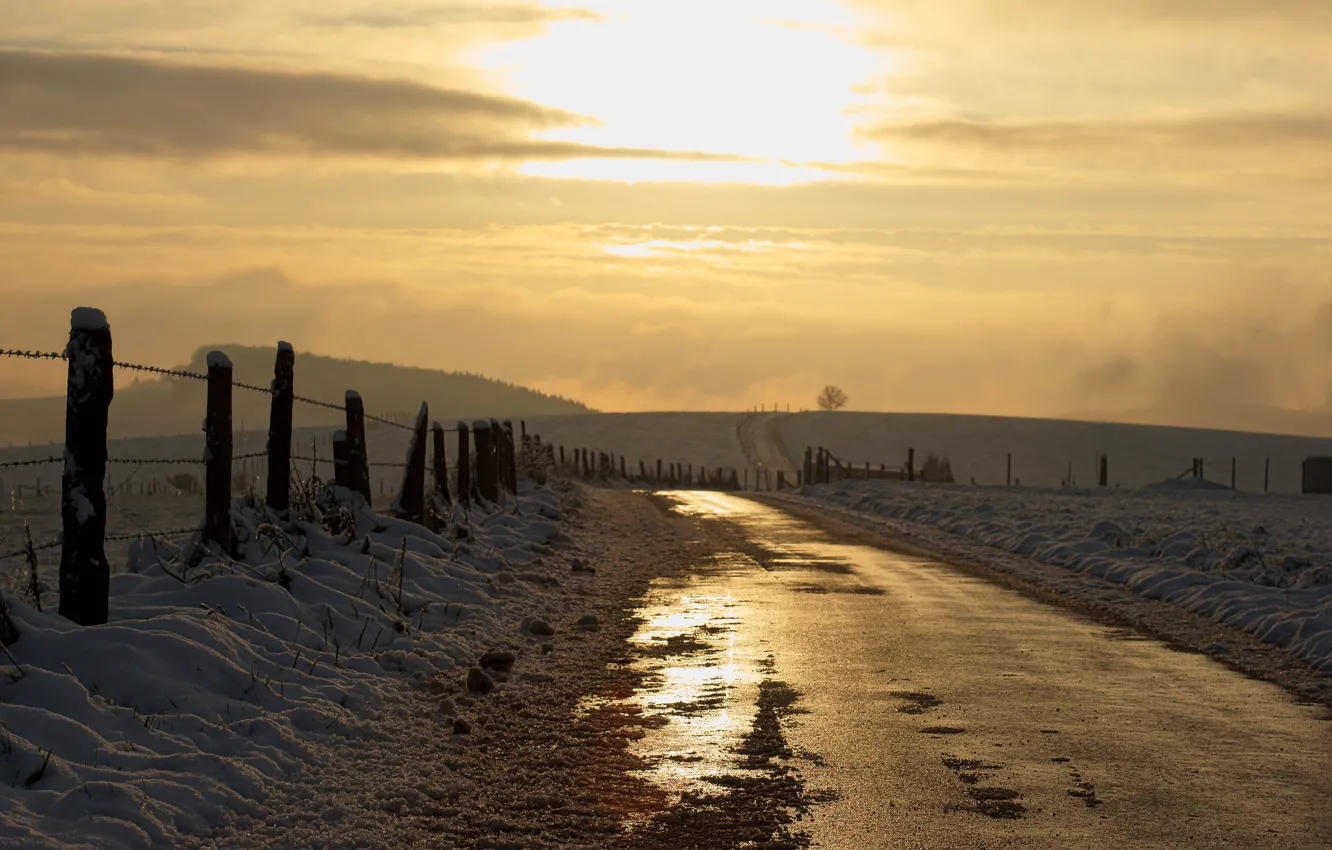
xmin=206 ymin=350 xmax=232 ymax=370
xmin=70 ymin=307 xmax=108 ymax=330
xmin=346 ymin=390 xmax=361 ymax=401
xmin=472 ymin=419 xmax=491 ymax=431
xmin=277 ymin=341 xmax=293 ymax=353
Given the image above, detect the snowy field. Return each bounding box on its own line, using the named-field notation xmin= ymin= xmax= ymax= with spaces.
xmin=777 ymin=411 xmax=1332 ymax=493
xmin=0 ymin=477 xmax=580 ymax=848
xmin=786 ymin=479 xmax=1332 ymax=681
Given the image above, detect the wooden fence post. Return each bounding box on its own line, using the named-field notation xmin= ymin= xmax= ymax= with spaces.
xmin=393 ymin=403 xmax=429 ymax=524
xmin=501 ymin=420 xmax=517 ymax=494
xmin=907 ymin=448 xmax=915 ymax=483
xmin=474 ymin=420 xmax=500 ymax=503
xmin=1098 ymin=454 xmax=1109 ymax=487
xmin=457 ymin=422 xmax=471 ymax=508
xmin=266 ymin=342 xmax=294 ymax=516
xmin=332 ymin=431 xmax=350 ymax=488
xmin=344 ymin=391 xmax=372 ymax=505
xmin=559 ymin=445 xmax=565 ymax=466
xmin=777 ymin=471 xmax=786 ymax=489
xmin=1264 ymin=457 xmax=1270 ymax=493
xmin=1006 ymin=453 xmax=1012 ymax=488
xmin=203 ymin=351 xmax=235 ymax=556
xmin=59 ymin=307 xmax=114 ymax=627
xmin=432 ymin=422 xmax=451 ymax=507
xmin=656 ymin=459 xmax=662 ymax=482
xmin=1231 ymin=457 xmax=1237 ymax=490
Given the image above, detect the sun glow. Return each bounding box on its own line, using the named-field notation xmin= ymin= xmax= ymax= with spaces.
xmin=481 ymin=0 xmax=879 ymax=184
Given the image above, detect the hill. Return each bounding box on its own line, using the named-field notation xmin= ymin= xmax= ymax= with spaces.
xmin=0 ymin=345 xmax=591 ymax=446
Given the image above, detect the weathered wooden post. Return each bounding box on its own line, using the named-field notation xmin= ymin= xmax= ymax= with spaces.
xmin=393 ymin=403 xmax=429 ymax=524
xmin=559 ymin=445 xmax=566 ymax=466
xmin=656 ymin=459 xmax=662 ymax=482
xmin=1264 ymin=457 xmax=1270 ymax=493
xmin=907 ymin=448 xmax=916 ymax=483
xmin=457 ymin=422 xmax=471 ymax=507
xmin=266 ymin=342 xmax=295 ymax=516
xmin=620 ymin=456 xmax=627 ymax=478
xmin=804 ymin=447 xmax=812 ymax=484
xmin=59 ymin=308 xmax=114 ymax=626
xmin=1231 ymin=457 xmax=1237 ymax=490
xmin=777 ymin=471 xmax=786 ymax=489
xmin=1098 ymin=454 xmax=1109 ymax=487
xmin=432 ymin=422 xmax=451 ymax=507
xmin=474 ymin=420 xmax=500 ymax=503
xmin=203 ymin=351 xmax=235 ymax=556
xmin=1006 ymin=453 xmax=1012 ymax=487
xmin=344 ymin=391 xmax=372 ymax=505
xmin=332 ymin=431 xmax=350 ymax=488
xmin=503 ymin=420 xmax=518 ymax=493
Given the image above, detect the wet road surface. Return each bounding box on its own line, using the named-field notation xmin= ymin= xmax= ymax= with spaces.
xmin=613 ymin=491 xmax=1332 ymax=848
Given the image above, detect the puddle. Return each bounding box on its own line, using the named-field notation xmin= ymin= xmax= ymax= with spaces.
xmin=576 ymin=557 xmax=769 ymax=812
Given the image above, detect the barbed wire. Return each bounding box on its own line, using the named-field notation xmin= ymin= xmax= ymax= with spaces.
xmin=290 ymin=454 xmax=346 ymax=466
xmin=292 ymin=394 xmax=345 ymax=413
xmin=369 ymin=460 xmax=409 ymax=468
xmin=113 ymin=361 xmax=207 ymax=381
xmin=234 ymin=451 xmax=269 ymax=462
xmin=106 ymin=527 xmax=202 ymax=544
xmin=0 ymin=456 xmax=62 ymax=469
xmin=234 ymin=380 xmax=274 ymax=396
xmin=108 ymin=457 xmax=203 ymax=466
xmin=0 ymin=540 xmax=59 ymax=562
xmin=363 ymin=413 xmax=415 ymax=431
xmin=0 ymin=349 xmax=65 ymax=362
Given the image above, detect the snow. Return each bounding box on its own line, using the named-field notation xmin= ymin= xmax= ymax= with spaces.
xmin=205 ymin=351 xmax=231 ymax=371
xmin=472 ymin=420 xmax=490 ymax=432
xmin=0 ymin=478 xmax=580 ymax=848
xmin=790 ymin=480 xmax=1332 ymax=676
xmin=70 ymin=308 xmax=109 ymax=332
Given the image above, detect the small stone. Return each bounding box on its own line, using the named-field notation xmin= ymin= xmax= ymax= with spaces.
xmin=437 ymin=698 xmax=456 ymax=715
xmin=452 ymin=717 xmax=472 ymax=735
xmin=479 ymin=650 xmax=516 ymax=673
xmin=576 ymin=614 xmax=599 ymax=631
xmin=529 ymin=619 xmax=556 ymax=636
xmin=466 ymin=667 xmax=494 ymax=693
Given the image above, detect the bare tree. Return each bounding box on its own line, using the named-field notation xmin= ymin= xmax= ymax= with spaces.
xmin=817 ymin=385 xmax=848 ymax=411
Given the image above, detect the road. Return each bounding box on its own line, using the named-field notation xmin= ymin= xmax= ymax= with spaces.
xmin=613 ymin=490 xmax=1332 ymax=848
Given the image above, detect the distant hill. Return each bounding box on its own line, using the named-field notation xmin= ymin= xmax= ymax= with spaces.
xmin=1057 ymin=402 xmax=1332 ymax=440
xmin=0 ymin=345 xmax=592 ymax=446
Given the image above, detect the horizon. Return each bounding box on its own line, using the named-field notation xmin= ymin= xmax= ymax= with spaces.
xmin=2 ymin=1 xmax=1329 ymax=424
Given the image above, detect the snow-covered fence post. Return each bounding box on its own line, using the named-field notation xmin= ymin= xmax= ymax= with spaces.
xmin=266 ymin=342 xmax=295 ymax=516
xmin=332 ymin=431 xmax=350 ymax=488
xmin=59 ymin=307 xmax=114 ymax=627
xmin=432 ymin=422 xmax=451 ymax=506
xmin=457 ymin=422 xmax=472 ymax=508
xmin=344 ymin=391 xmax=372 ymax=505
xmin=473 ymin=420 xmax=499 ymax=504
xmin=502 ymin=421 xmax=518 ymax=494
xmin=203 ymin=351 xmax=235 ymax=556
xmin=393 ymin=403 xmax=429 ymax=525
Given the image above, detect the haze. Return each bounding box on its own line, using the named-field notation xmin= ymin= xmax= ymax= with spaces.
xmin=2 ymin=0 xmax=1329 ymax=426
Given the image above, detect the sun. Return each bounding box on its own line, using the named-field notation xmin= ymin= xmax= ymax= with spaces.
xmin=480 ymin=0 xmax=879 ymax=184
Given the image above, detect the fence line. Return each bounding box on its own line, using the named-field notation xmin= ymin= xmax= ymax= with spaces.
xmin=0 ymin=310 xmax=543 ymax=621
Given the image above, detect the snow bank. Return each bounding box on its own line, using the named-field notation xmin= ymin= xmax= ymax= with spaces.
xmin=792 ymin=481 xmax=1332 ymax=673
xmin=0 ymin=481 xmax=578 ymax=849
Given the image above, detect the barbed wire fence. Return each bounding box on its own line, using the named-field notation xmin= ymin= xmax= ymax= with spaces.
xmin=0 ymin=326 xmax=547 ymax=625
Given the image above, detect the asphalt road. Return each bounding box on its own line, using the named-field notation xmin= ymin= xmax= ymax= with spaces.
xmin=618 ymin=490 xmax=1332 ymax=849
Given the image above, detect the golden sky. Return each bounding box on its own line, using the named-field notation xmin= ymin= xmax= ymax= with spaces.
xmin=1 ymin=0 xmax=1330 ymax=419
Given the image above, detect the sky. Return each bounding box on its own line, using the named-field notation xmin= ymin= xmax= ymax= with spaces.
xmin=1 ymin=0 xmax=1330 ymax=420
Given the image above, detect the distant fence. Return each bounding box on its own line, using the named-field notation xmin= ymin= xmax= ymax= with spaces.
xmin=0 ymin=308 xmax=557 ymax=627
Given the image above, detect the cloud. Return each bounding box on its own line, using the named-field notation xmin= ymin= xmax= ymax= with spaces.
xmin=866 ymin=112 xmax=1332 ymax=152
xmin=306 ymin=2 xmax=601 ymax=29
xmin=0 ymin=49 xmax=743 ymax=162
